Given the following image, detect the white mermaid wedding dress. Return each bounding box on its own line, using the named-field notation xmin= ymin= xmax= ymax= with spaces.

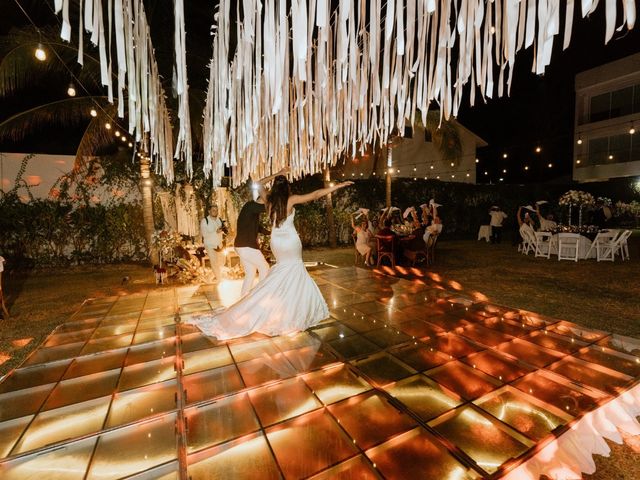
xmin=189 ymin=209 xmax=329 ymax=340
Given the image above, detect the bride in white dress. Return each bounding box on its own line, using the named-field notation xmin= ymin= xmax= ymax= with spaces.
xmin=189 ymin=175 xmax=353 ymax=340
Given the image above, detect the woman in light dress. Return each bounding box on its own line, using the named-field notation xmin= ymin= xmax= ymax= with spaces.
xmin=351 ymin=213 xmax=373 ymax=265
xmin=188 ymin=174 xmax=353 ymax=340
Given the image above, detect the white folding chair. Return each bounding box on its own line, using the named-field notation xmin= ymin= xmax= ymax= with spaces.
xmin=519 ymin=225 xmax=536 ymax=255
xmin=534 ymin=232 xmax=553 ymax=259
xmin=585 ymin=231 xmax=617 ymax=262
xmin=557 ymin=233 xmax=581 ymax=262
xmin=613 ymin=230 xmax=632 ymax=261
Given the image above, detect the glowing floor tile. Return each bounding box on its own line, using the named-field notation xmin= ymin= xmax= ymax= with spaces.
xmin=339 ymin=315 xmax=380 ymax=333
xmin=132 ymin=325 xmax=177 ymax=345
xmin=475 ymin=387 xmax=571 ymax=441
xmin=0 ymin=437 xmax=96 ymax=479
xmin=389 ymin=343 xmax=450 ymax=371
xmin=183 ymin=346 xmax=233 ymax=375
xmin=426 ymin=361 xmax=501 ymax=401
xmin=523 ymin=330 xmax=586 ymax=355
xmin=303 ymin=364 xmax=372 ymax=405
xmin=183 ymin=365 xmax=245 ymax=405
xmin=237 ymin=354 xmax=297 ymax=388
xmin=63 ymin=350 xmax=127 ymax=379
xmin=187 ymin=432 xmax=281 ymax=480
xmin=43 ymin=328 xmax=94 ymax=348
xmin=596 ymin=334 xmax=640 ymax=356
xmin=385 ymin=375 xmax=462 ymax=421
xmin=43 ymin=368 xmax=120 ymax=410
xmin=363 ymin=328 xmax=412 ymax=349
xmin=91 ymin=323 xmax=137 ymax=339
xmin=80 ymin=334 xmax=134 ymax=356
xmin=310 ymin=323 xmax=357 ymax=341
xmin=366 ymin=427 xmax=476 ymax=480
xmin=328 ymin=335 xmax=380 ymax=360
xmin=462 ymin=350 xmax=532 ymax=383
xmin=424 ymin=314 xmax=470 ymax=331
xmin=0 ymin=384 xmax=53 ymax=422
xmin=395 ymin=319 xmax=444 ymax=340
xmin=12 ymin=396 xmax=110 ymax=454
xmin=106 ymin=380 xmax=177 ymax=428
xmin=272 ymin=331 xmax=321 ymax=352
xmin=574 ymin=346 xmax=640 ymax=377
xmin=495 ymin=339 xmax=564 ymax=368
xmin=308 ymin=455 xmax=379 ymax=479
xmin=266 ymin=409 xmax=358 ymax=479
xmin=186 ymin=393 xmax=260 ymax=452
xmin=249 ymin=377 xmax=321 ymax=427
xmin=430 ymin=405 xmax=532 ymax=475
xmin=478 ymin=316 xmax=534 ymax=337
xmin=547 ymin=357 xmax=632 ymax=395
xmin=118 ymin=356 xmax=177 ymax=391
xmin=0 ymin=360 xmax=71 ymax=393
xmin=546 ymin=321 xmax=608 ymax=342
xmin=124 ymin=339 xmax=176 ymax=367
xmin=87 ymin=414 xmax=177 ymax=479
xmin=229 ymin=339 xmax=280 ymax=363
xmin=351 ymin=301 xmax=389 ymax=314
xmin=513 ymin=371 xmax=602 ymax=417
xmin=352 ymin=353 xmax=415 ymax=387
xmin=427 ymin=333 xmax=483 ymax=359
xmin=55 ymin=318 xmax=101 ymax=333
xmin=0 ymin=416 xmax=32 ymax=458
xmin=282 ymin=344 xmax=338 ymax=372
xmin=23 ymin=342 xmax=84 ymax=367
xmin=328 ymin=391 xmax=417 ymax=449
xmin=459 ymin=324 xmax=514 ymax=347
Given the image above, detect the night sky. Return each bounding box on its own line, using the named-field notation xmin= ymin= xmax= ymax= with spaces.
xmin=1 ymin=1 xmax=639 ymax=184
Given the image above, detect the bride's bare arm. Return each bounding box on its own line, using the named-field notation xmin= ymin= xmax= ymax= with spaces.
xmin=289 ymin=181 xmax=353 ymax=207
xmin=252 ymin=167 xmax=290 ymax=203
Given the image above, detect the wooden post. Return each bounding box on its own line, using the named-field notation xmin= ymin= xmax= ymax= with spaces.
xmin=385 ymin=146 xmax=392 ymax=208
xmin=323 ymin=168 xmax=337 ymax=248
xmin=140 ymin=158 xmax=157 ymax=263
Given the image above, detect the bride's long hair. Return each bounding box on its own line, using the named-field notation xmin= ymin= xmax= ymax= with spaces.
xmin=267 ymin=175 xmax=291 ymax=227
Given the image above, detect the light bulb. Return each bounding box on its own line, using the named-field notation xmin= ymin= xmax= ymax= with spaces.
xmin=115 ymin=131 xmax=120 ymax=137
xmin=128 ymin=142 xmax=133 ymax=147
xmin=475 ymin=158 xmax=479 ymax=163
xmin=576 ymin=159 xmax=581 ymax=164
xmin=67 ymin=84 xmax=76 ymax=97
xmin=34 ymin=44 xmax=46 ymax=61
xmin=548 ymin=163 xmax=553 ymax=168
xmin=90 ymin=109 xmax=97 ymax=117
xmin=524 ymin=165 xmax=529 ymax=170
xmin=630 ymin=126 xmax=636 ymax=135
xmin=577 ymin=138 xmax=583 ymax=145
xmin=105 ymin=122 xmax=111 ymax=130
xmin=535 ymin=146 xmax=541 ymax=153
xmin=502 ymin=153 xmax=508 ymax=159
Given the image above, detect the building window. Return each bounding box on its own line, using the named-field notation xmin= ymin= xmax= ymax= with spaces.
xmin=585 ymin=134 xmax=637 ymax=167
xmin=588 ymin=83 xmax=640 ymax=123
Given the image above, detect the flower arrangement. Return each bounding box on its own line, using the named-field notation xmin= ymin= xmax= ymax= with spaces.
xmin=614 ymin=201 xmax=640 ymax=218
xmin=597 ymin=196 xmax=613 ymax=207
xmin=151 ymin=230 xmax=182 ymax=263
xmin=558 ymin=190 xmax=596 ymax=207
xmin=391 ymin=221 xmax=415 ymax=236
xmin=550 ymin=224 xmax=600 ymax=236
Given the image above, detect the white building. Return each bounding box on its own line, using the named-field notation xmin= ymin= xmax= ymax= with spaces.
xmin=574 ymin=53 xmax=640 ymax=182
xmin=338 ymin=120 xmax=487 ymax=184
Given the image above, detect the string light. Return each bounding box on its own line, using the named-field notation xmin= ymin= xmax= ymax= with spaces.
xmin=577 ymin=137 xmax=583 ymax=145
xmin=34 ymin=43 xmax=46 ymax=61
xmin=105 ymin=122 xmax=112 ymax=130
xmin=630 ymin=124 xmax=636 ymax=135
xmin=576 ymin=159 xmax=581 ymax=164
xmin=535 ymin=146 xmax=541 ymax=153
xmin=66 ymin=83 xmax=76 ymax=97
xmin=524 ymin=165 xmax=529 ymax=170
xmin=608 ymin=154 xmax=613 ymax=160
xmin=499 ymin=177 xmax=504 ymax=181
xmin=502 ymin=153 xmax=508 ymax=159
xmin=502 ymin=168 xmax=507 ymax=173
xmin=547 ymin=163 xmax=553 ymax=168
xmin=475 ymin=158 xmax=479 ymax=163
xmin=128 ymin=142 xmax=133 ymax=147
xmin=90 ymin=108 xmax=97 ymax=117
xmin=115 ymin=131 xmax=121 ymax=137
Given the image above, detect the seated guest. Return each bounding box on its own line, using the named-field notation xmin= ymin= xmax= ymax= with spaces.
xmin=403 ymin=209 xmax=427 ymax=253
xmin=517 ymin=206 xmax=537 ymax=246
xmin=351 ymin=212 xmax=373 ymax=265
xmin=535 ymin=203 xmax=557 ymax=231
xmin=423 ymin=206 xmax=443 ymax=244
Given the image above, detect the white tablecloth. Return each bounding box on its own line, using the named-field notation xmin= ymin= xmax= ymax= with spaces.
xmin=548 ymin=234 xmax=596 ymax=259
xmin=478 ymin=225 xmax=491 ymax=242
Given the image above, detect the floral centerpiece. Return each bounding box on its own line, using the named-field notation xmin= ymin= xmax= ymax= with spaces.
xmin=391 ymin=221 xmax=415 ymax=236
xmin=550 ymin=224 xmax=600 ymax=239
xmin=558 ymin=190 xmax=595 ymax=227
xmin=597 ymin=196 xmax=613 ymax=207
xmin=614 ymin=200 xmax=640 ymax=226
xmin=151 ymin=230 xmax=182 ymax=266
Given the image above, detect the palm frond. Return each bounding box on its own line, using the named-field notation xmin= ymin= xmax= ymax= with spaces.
xmin=0 ymin=26 xmax=103 ymax=97
xmin=73 ymin=103 xmax=123 ymax=174
xmin=0 ymin=96 xmax=108 ymax=141
xmin=413 ymin=110 xmax=462 ymax=165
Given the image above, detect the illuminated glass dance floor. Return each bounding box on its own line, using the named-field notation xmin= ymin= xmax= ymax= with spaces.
xmin=1 ymin=266 xmax=639 ymax=479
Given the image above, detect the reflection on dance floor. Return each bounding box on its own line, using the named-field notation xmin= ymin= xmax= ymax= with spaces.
xmin=0 ymin=267 xmax=639 ymax=479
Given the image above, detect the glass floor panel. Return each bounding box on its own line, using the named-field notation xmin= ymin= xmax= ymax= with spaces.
xmin=430 ymin=405 xmax=532 ymax=475
xmin=0 ymin=269 xmax=639 ymax=479
xmin=327 ymin=391 xmax=417 ymax=449
xmin=186 ymin=393 xmax=260 ymax=453
xmin=385 ymin=374 xmax=463 ymax=421
xmin=366 ymin=427 xmax=476 ymax=480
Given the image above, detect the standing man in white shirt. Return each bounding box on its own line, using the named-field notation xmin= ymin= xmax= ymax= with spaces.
xmin=489 ymin=206 xmax=508 ymax=244
xmin=200 ymin=205 xmax=225 ymax=282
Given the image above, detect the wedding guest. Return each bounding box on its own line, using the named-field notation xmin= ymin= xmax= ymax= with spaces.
xmin=489 ymin=206 xmax=508 ymax=244
xmin=535 ymin=204 xmax=557 ymax=231
xmin=423 ymin=206 xmax=443 ymax=244
xmin=351 ymin=213 xmax=373 ymax=265
xmin=200 ymin=204 xmax=226 ymax=282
